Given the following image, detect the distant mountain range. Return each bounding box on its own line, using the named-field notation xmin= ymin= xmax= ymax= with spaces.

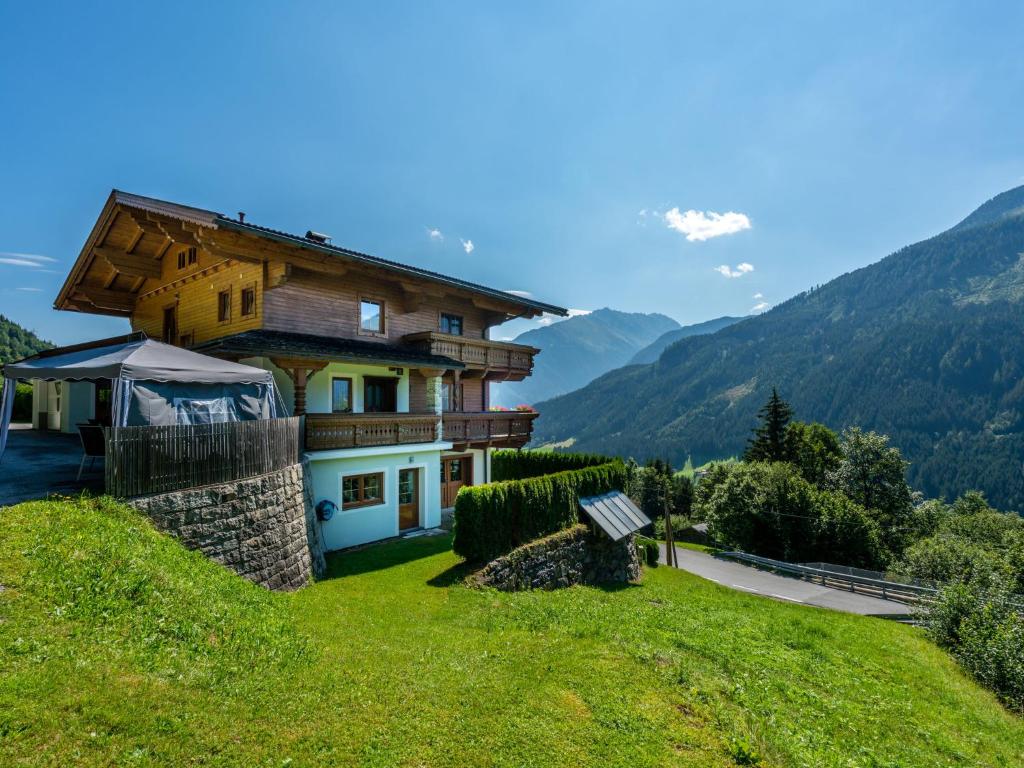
xmin=629 ymin=315 xmax=747 ymax=365
xmin=0 ymin=315 xmax=52 ymax=365
xmin=534 ymin=185 xmax=1024 ymax=512
xmin=491 ymin=309 xmax=679 ymax=407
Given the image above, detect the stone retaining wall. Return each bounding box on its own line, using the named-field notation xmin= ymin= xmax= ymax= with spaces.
xmin=473 ymin=524 xmax=641 ymax=591
xmin=129 ymin=463 xmax=325 ymax=591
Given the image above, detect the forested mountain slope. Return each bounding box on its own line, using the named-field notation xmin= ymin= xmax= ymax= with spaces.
xmin=534 ymin=186 xmax=1024 ymax=511
xmin=0 ymin=314 xmax=52 ymax=363
xmin=629 ymin=315 xmax=747 ymax=365
xmin=491 ymin=308 xmax=678 ymax=407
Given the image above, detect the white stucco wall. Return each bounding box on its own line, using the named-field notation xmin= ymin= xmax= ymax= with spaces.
xmin=243 ymin=357 xmax=410 ymax=414
xmin=307 ymin=442 xmax=449 ymax=551
xmin=32 ymin=380 xmax=94 ymax=433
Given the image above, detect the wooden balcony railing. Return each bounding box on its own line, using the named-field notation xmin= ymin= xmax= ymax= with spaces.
xmin=305 ymin=412 xmax=440 ymax=450
xmin=442 ymin=411 xmax=537 ymax=448
xmin=402 ymin=332 xmax=539 ymax=380
xmin=303 ymin=411 xmax=538 ymax=451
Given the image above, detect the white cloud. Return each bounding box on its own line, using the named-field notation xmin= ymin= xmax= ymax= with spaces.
xmin=16 ymin=287 xmax=44 ymax=292
xmin=460 ymin=238 xmax=474 ymax=254
xmin=538 ymin=308 xmax=590 ymax=326
xmin=714 ymin=262 xmax=755 ymax=278
xmin=426 ymin=227 xmax=443 ymax=241
xmin=750 ymin=301 xmax=771 ymax=313
xmin=753 ymin=292 xmax=764 ymax=299
xmin=505 ymin=289 xmax=533 ymax=298
xmin=664 ymin=208 xmax=751 ymax=242
xmin=0 ymin=252 xmax=57 ymax=268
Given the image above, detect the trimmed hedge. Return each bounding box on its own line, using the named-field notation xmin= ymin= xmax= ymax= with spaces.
xmin=453 ymin=459 xmax=626 ymax=562
xmin=491 ymin=449 xmax=616 ymax=481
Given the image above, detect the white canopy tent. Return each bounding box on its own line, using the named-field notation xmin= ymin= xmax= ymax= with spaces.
xmin=0 ymin=336 xmax=285 ymax=461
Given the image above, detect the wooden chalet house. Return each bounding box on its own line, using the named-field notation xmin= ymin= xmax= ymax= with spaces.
xmin=49 ymin=190 xmax=565 ymax=549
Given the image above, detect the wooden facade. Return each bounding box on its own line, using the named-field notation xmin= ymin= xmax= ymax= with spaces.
xmin=55 ymin=191 xmax=566 ymax=452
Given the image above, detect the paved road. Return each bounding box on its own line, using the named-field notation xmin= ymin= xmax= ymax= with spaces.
xmin=0 ymin=426 xmax=103 ymax=507
xmin=660 ymin=544 xmax=913 ymax=617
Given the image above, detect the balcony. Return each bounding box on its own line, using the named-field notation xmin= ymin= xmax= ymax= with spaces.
xmin=305 ymin=413 xmax=439 ymax=451
xmin=401 ymin=332 xmax=539 ymax=381
xmin=442 ymin=411 xmax=537 ymax=449
xmin=303 ymin=411 xmax=537 ymax=451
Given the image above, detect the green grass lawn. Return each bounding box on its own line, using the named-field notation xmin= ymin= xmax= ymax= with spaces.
xmin=2 ymin=497 xmax=1022 ymax=767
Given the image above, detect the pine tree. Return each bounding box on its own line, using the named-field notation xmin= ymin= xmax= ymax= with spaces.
xmin=744 ymin=387 xmax=794 ymax=462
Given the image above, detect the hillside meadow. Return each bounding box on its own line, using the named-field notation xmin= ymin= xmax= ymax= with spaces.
xmin=1 ymin=496 xmax=1022 ymax=767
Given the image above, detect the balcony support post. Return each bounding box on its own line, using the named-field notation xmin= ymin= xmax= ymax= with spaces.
xmin=418 ymin=367 xmax=448 ymax=442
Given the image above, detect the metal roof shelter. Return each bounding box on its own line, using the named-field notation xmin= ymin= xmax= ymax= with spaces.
xmin=0 ymin=335 xmax=284 ymax=461
xmin=578 ymin=491 xmax=651 ymax=541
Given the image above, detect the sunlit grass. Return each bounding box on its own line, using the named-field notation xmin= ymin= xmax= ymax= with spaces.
xmin=1 ymin=497 xmax=1021 ymax=766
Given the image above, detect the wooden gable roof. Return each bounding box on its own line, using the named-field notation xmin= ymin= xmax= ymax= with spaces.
xmin=55 ymin=190 xmax=567 ymax=321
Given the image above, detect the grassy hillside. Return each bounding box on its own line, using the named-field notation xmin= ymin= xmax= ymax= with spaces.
xmin=1 ymin=497 xmax=1022 ymax=766
xmin=534 ymin=186 xmax=1024 ymax=511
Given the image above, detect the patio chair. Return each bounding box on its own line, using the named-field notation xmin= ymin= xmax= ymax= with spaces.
xmin=76 ymin=424 xmax=106 ymax=481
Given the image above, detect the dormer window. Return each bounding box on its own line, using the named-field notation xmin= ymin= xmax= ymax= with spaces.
xmin=177 ymin=246 xmax=198 ymax=270
xmin=440 ymin=313 xmax=463 ymax=336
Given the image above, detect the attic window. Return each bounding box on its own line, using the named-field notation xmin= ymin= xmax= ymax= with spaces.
xmin=177 ymin=247 xmax=198 ymax=270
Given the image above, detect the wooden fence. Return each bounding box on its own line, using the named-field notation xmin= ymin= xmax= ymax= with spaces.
xmin=105 ymin=417 xmax=302 ymax=497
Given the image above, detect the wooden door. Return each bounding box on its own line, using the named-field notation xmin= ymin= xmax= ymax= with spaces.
xmin=398 ymin=468 xmax=420 ymax=530
xmin=441 ymin=455 xmax=473 ymax=508
xmin=364 ymin=377 xmax=398 ymax=413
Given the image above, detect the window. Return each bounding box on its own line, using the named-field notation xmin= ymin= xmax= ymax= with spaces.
xmin=440 ymin=313 xmax=463 ymax=336
xmin=162 ymin=306 xmax=177 ymax=344
xmin=217 ymin=289 xmax=231 ymax=322
xmin=331 ymin=377 xmax=353 ymax=413
xmin=179 ymin=333 xmax=193 ymax=348
xmin=342 ymin=472 xmax=384 ymax=509
xmin=177 ymin=247 xmax=198 ymax=270
xmin=360 ymin=298 xmax=384 ymax=334
xmin=241 ymin=286 xmax=256 ymax=317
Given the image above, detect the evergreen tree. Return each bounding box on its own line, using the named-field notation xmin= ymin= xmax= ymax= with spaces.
xmin=744 ymin=388 xmax=794 ymax=462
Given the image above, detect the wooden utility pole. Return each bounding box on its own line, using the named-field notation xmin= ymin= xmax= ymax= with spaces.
xmin=663 ymin=496 xmax=678 ymax=568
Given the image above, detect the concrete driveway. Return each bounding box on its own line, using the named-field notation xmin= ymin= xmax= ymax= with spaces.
xmin=0 ymin=426 xmax=104 ymax=507
xmin=661 ymin=544 xmax=913 ymax=618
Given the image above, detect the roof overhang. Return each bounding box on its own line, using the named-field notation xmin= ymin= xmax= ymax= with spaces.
xmin=54 ymin=190 xmax=568 ymax=323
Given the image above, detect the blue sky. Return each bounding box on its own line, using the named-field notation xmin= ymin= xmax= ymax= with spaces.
xmin=2 ymin=1 xmax=1023 ymax=345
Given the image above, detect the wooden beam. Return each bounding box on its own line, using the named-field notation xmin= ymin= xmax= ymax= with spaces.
xmin=93 ymin=246 xmax=162 ymax=279
xmin=66 ymin=296 xmax=133 ymax=317
xmin=72 ymin=286 xmax=137 ymax=312
xmin=264 ymin=261 xmax=293 ymax=290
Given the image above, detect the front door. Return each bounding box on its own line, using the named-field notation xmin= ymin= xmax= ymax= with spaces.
xmin=398 ymin=468 xmax=420 ymax=530
xmin=441 ymin=455 xmax=473 ymax=508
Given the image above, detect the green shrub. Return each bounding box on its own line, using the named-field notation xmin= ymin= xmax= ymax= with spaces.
xmin=12 ymin=382 xmax=32 ymax=422
xmin=635 ymin=536 xmax=659 ymax=567
xmin=491 ymin=449 xmax=615 ymax=481
xmin=453 ymin=460 xmax=625 ymax=562
xmin=928 ymin=579 xmax=1024 ymax=713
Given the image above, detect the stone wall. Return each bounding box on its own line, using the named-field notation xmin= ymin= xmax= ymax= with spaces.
xmin=472 ymin=524 xmax=641 ymax=591
xmin=129 ymin=463 xmax=325 ymax=591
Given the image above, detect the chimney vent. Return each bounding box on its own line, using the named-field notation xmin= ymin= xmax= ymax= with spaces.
xmin=238 ymin=211 xmax=246 ymax=223
xmin=305 ymin=230 xmax=331 ymax=244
